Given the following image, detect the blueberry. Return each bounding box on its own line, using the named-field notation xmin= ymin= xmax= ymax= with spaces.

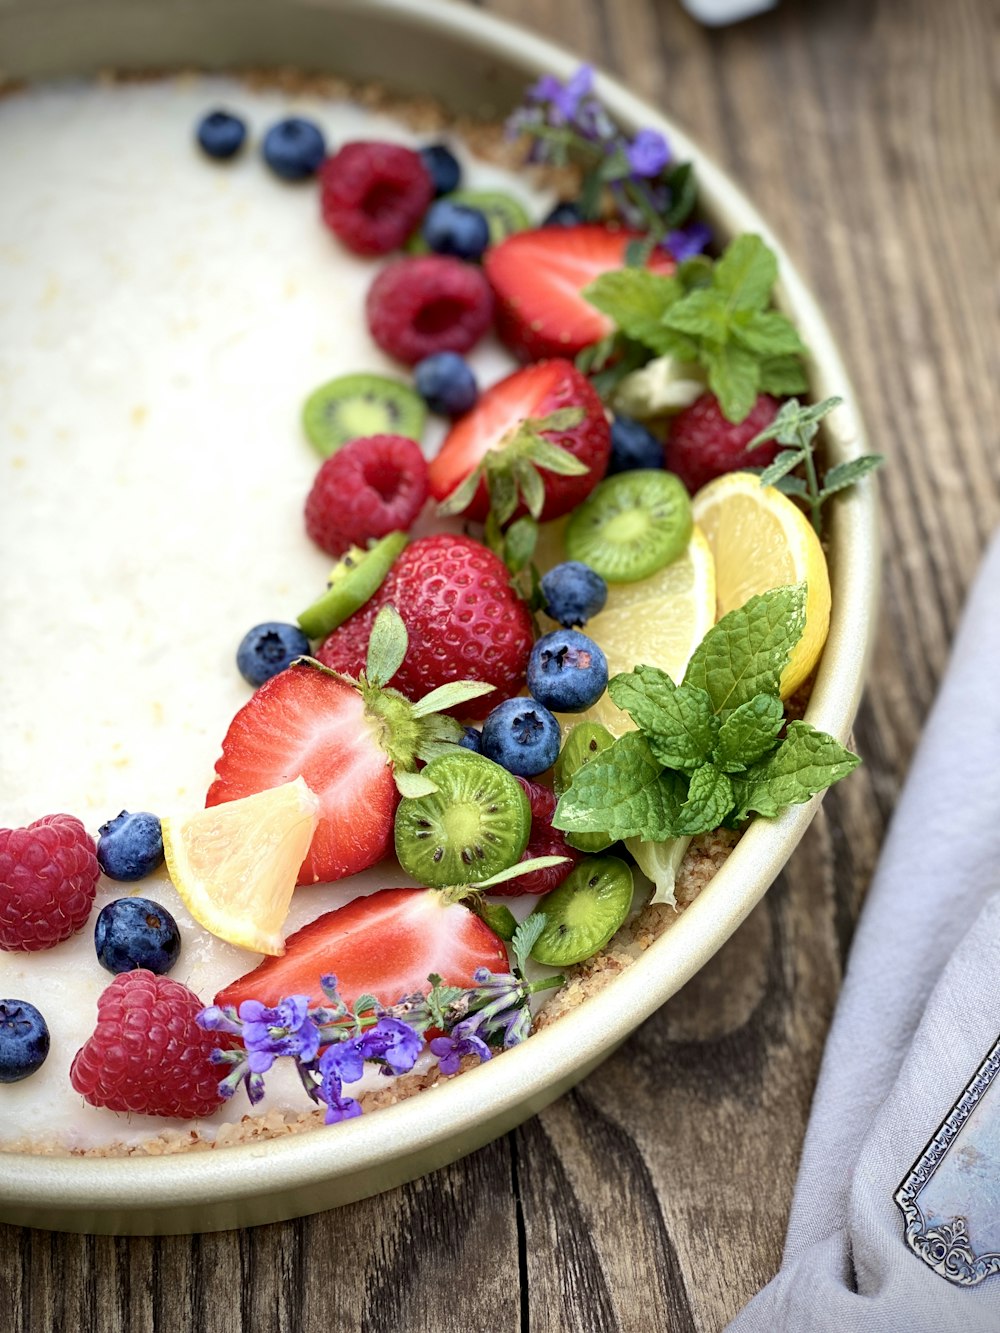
xmin=196 ymin=109 xmax=247 ymax=160
xmin=481 ymin=698 xmax=561 ymax=777
xmin=94 ymin=897 xmax=181 ymax=975
xmin=237 ymin=621 xmax=311 ymax=687
xmin=609 ymin=415 xmax=664 ymax=474
xmin=422 ymin=200 xmax=490 ymax=262
xmin=413 ymin=352 xmax=479 ymax=417
xmin=0 ymin=1000 xmax=50 ymax=1083
xmin=97 ymin=811 xmax=164 ymax=882
xmin=527 ymin=630 xmax=609 ymax=713
xmin=540 ymin=562 xmax=608 ymax=628
xmin=262 ymin=117 xmax=327 ymax=180
xmin=543 ymin=201 xmax=584 ymax=227
xmin=458 ymin=725 xmax=483 ymax=754
xmin=419 ymin=143 xmax=462 ymax=197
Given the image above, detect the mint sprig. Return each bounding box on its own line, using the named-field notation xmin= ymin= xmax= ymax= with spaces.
xmin=553 ymin=586 xmax=860 ymax=842
xmin=584 ymin=234 xmax=809 ymax=422
xmin=747 ymin=396 xmax=884 ymax=535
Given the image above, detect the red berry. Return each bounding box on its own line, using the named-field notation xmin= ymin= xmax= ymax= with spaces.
xmin=366 ymin=256 xmax=493 ymax=366
xmin=490 ymin=779 xmax=582 ymax=897
xmin=665 ymin=392 xmax=781 ymax=494
xmin=70 ymin=971 xmax=224 ymax=1119
xmin=317 ymin=534 xmax=533 ymax=720
xmin=428 ymin=359 xmax=611 ymax=523
xmin=0 ymin=814 xmax=99 ymax=952
xmin=304 ymin=434 xmax=429 ymax=557
xmin=320 ymin=141 xmax=434 ymax=256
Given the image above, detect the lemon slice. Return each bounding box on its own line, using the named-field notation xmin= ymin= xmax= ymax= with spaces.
xmin=162 ymin=778 xmax=320 ymax=956
xmin=555 ymin=528 xmax=717 ymax=736
xmin=691 ymin=471 xmax=831 ymax=697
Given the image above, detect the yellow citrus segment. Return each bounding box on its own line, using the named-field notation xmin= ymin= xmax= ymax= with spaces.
xmin=533 ymin=524 xmax=716 ymax=737
xmin=691 ymin=471 xmax=831 ymax=697
xmin=162 ymin=778 xmax=320 ymax=956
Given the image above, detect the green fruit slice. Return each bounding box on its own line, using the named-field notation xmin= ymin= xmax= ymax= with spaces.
xmin=302 ymin=373 xmax=427 ymax=459
xmin=553 ymin=722 xmax=616 ymax=853
xmin=405 ymin=189 xmax=532 ymax=253
xmin=394 ymin=752 xmax=531 ymax=888
xmin=528 ymin=856 xmax=635 ymax=966
xmin=297 ymin=532 xmax=406 ymax=640
xmin=565 ymin=471 xmax=692 ymax=583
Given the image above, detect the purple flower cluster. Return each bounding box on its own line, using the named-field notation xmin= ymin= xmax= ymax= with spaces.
xmin=195 ymin=963 xmax=559 ymax=1126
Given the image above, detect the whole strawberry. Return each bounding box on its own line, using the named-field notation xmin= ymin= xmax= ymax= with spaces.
xmin=0 ymin=814 xmax=100 ymax=951
xmin=70 ymin=971 xmax=224 ymax=1119
xmin=665 ymin=392 xmax=780 ymax=494
xmin=317 ymin=534 xmax=533 ymax=719
xmin=428 ymin=359 xmax=611 ymax=525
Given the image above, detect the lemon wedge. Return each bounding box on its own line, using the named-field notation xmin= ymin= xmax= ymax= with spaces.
xmin=162 ymin=778 xmax=320 ymax=956
xmin=550 ymin=528 xmax=717 ymax=736
xmin=691 ymin=471 xmax=831 ymax=697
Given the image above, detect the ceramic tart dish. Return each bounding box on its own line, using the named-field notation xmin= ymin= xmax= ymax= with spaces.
xmin=0 ymin=0 xmax=878 ymax=1234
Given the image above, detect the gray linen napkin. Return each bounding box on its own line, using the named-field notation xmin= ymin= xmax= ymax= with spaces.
xmin=730 ymin=531 xmax=1000 ymax=1332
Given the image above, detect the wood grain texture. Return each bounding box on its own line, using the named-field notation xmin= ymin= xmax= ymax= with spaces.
xmin=2 ymin=0 xmax=996 ymax=1328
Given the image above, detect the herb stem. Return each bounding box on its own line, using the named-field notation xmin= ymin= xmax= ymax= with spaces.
xmin=527 ymin=975 xmax=565 ymax=994
xmin=800 ymin=427 xmax=823 ymax=534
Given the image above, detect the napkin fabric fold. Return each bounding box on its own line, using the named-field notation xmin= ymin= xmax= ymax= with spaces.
xmin=730 ymin=531 xmax=1000 ymax=1332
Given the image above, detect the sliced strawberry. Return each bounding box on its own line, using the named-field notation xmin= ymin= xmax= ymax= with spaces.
xmin=206 ymin=667 xmax=397 ymax=886
xmin=215 ymin=887 xmax=508 ymax=1012
xmin=485 ymin=224 xmax=675 ymax=362
xmin=427 ymin=359 xmax=610 ymax=523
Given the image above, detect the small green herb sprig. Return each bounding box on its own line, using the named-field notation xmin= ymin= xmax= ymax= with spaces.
xmin=583 ymin=234 xmax=810 ymax=422
xmin=747 ymin=396 xmax=884 ymax=535
xmin=552 ymin=586 xmax=859 ymax=844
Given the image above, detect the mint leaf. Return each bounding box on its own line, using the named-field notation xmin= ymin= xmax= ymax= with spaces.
xmin=683 ymin=586 xmax=806 ymax=718
xmin=675 ymin=764 xmax=734 ymax=835
xmin=583 ymin=269 xmax=683 ymax=355
xmin=714 ymin=694 xmax=785 ymax=772
xmin=662 ymin=288 xmax=729 ymax=342
xmin=608 ymin=666 xmax=717 ymax=772
xmin=365 ymin=605 xmax=407 ymax=685
xmin=663 ymin=161 xmax=697 ymax=228
xmin=818 ymin=455 xmax=885 ymax=500
xmin=553 ymin=731 xmax=688 ymax=841
xmin=713 ymin=233 xmax=777 ymax=311
xmin=730 ymin=721 xmax=860 ymax=819
xmin=704 ymin=342 xmax=759 ymax=423
xmin=757 ymin=355 xmax=810 ymax=396
xmin=730 ymin=310 xmax=807 ymax=357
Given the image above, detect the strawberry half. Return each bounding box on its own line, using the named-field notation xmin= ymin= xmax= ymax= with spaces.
xmin=215 ymin=887 xmax=508 ymax=1012
xmin=485 ymin=224 xmax=675 ymax=363
xmin=428 ymin=360 xmax=610 ymax=524
xmin=207 ymin=608 xmax=494 ymax=885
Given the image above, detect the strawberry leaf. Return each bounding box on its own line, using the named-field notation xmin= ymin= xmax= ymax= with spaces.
xmin=394 ymin=769 xmax=440 ymax=799
xmin=410 ymin=680 xmax=496 ymax=718
xmin=365 ymin=605 xmax=408 ymax=686
xmin=512 ymin=913 xmax=548 ymax=973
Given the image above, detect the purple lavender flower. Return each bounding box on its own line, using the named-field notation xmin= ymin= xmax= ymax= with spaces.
xmin=359 ymin=1017 xmax=423 ymax=1075
xmin=626 ymin=129 xmax=670 ymax=179
xmin=319 ymin=1040 xmax=365 ymax=1088
xmin=666 ymin=220 xmax=712 ymax=261
xmin=529 ymin=64 xmax=595 ymax=127
xmin=238 ymin=995 xmax=320 ymax=1069
xmin=429 ymin=1032 xmax=492 ymax=1076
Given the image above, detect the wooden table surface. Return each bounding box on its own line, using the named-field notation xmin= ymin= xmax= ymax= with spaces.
xmin=3 ymin=0 xmax=996 ymax=1329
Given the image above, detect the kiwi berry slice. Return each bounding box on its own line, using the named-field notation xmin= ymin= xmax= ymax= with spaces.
xmin=394 ymin=752 xmax=531 ymax=888
xmin=302 ymin=373 xmax=427 ymax=459
xmin=297 ymin=531 xmax=407 ymax=640
xmin=565 ymin=470 xmax=692 ymax=583
xmin=529 ymin=855 xmax=634 ymax=966
xmin=553 ymin=722 xmax=616 ymax=853
xmin=405 ymin=190 xmax=531 ymax=254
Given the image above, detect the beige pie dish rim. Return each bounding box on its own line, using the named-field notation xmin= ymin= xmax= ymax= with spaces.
xmin=0 ymin=0 xmax=879 ymax=1234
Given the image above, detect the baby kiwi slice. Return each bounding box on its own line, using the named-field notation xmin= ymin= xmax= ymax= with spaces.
xmin=406 ymin=190 xmax=531 ymax=253
xmin=553 ymin=722 xmax=615 ymax=853
xmin=565 ymin=470 xmax=692 ymax=583
xmin=297 ymin=531 xmax=406 ymax=640
xmin=394 ymin=752 xmax=531 ymax=888
xmin=529 ymin=856 xmax=635 ymax=966
xmin=302 ymin=373 xmax=427 ymax=458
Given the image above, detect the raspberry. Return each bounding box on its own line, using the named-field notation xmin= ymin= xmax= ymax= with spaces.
xmin=665 ymin=392 xmax=780 ymax=494
xmin=70 ymin=970 xmax=224 ymax=1119
xmin=304 ymin=434 xmax=430 ymax=557
xmin=320 ymin=141 xmax=434 ymax=256
xmin=490 ymin=779 xmax=582 ymax=896
xmin=366 ymin=256 xmax=494 ymax=366
xmin=0 ymin=814 xmax=99 ymax=951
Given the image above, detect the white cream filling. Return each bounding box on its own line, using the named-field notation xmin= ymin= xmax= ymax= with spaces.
xmin=0 ymin=75 xmax=554 ymax=1149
